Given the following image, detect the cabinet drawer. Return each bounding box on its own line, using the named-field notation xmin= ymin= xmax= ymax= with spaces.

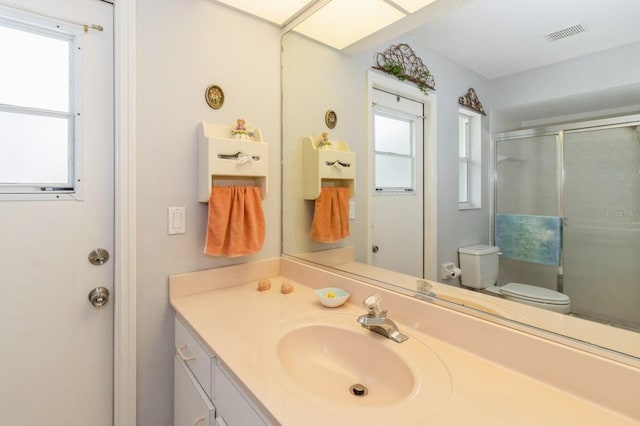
xmin=174 ymin=356 xmax=215 ymax=426
xmin=175 ymin=318 xmax=214 ymax=400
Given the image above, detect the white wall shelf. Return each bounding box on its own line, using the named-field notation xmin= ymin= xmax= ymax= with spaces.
xmin=198 ymin=122 xmax=268 ymax=202
xmin=302 ymin=135 xmax=355 ymax=200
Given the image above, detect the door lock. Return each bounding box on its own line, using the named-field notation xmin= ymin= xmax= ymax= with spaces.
xmin=88 ymin=248 xmax=109 ymax=265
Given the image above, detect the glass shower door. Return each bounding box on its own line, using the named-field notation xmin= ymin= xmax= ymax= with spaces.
xmin=563 ymin=125 xmax=640 ymax=329
xmin=495 ymin=134 xmax=560 ymax=288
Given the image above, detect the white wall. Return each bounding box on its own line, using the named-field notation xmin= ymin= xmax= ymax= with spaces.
xmin=407 ymin=37 xmax=493 ymax=273
xmin=136 ymin=1 xmax=281 ymax=424
xmin=491 ymin=41 xmax=640 ymax=131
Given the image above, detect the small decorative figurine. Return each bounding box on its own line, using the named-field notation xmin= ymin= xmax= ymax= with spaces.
xmin=231 ymin=118 xmax=249 ymax=140
xmin=318 ymin=132 xmax=333 ymax=150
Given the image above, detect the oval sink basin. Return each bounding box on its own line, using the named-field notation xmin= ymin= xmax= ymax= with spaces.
xmin=278 ymin=324 xmax=414 ymax=406
xmin=261 ymin=312 xmax=452 ymax=412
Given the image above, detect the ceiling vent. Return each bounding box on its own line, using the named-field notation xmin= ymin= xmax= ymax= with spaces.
xmin=544 ymin=24 xmax=586 ymax=41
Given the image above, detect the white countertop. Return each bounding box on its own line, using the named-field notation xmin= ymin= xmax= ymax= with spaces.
xmin=170 ymin=274 xmax=639 ymax=426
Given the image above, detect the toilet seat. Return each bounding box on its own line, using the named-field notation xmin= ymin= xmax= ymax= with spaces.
xmin=501 ymin=282 xmax=570 ymax=305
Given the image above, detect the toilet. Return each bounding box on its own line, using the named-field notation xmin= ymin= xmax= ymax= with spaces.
xmin=457 ymin=244 xmax=571 ymax=314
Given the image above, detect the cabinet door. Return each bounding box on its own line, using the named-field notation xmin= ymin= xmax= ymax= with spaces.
xmin=175 ymin=356 xmax=215 ymax=426
xmin=214 ymin=364 xmax=268 ymax=426
xmin=176 ymin=318 xmax=214 ymax=399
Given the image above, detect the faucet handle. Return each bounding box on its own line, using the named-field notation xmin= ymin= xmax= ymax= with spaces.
xmin=363 ymin=294 xmax=381 ymax=315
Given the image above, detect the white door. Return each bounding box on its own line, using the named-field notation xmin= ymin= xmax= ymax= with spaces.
xmin=370 ymin=89 xmax=424 ymax=277
xmin=0 ymin=1 xmax=114 ymax=424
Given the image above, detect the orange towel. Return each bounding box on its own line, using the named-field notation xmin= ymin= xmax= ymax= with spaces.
xmin=310 ymin=187 xmax=350 ymax=243
xmin=204 ymin=186 xmax=265 ymax=257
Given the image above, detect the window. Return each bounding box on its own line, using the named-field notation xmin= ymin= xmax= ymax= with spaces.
xmin=0 ymin=12 xmax=82 ymax=199
xmin=373 ymin=109 xmax=416 ymax=192
xmin=458 ymin=110 xmax=481 ymax=209
xmin=459 ymin=114 xmax=470 ymax=203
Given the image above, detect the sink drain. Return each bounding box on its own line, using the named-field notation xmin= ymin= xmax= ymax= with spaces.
xmin=349 ymin=384 xmax=368 ymax=397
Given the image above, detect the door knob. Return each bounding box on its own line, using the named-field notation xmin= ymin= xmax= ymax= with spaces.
xmin=88 ymin=287 xmax=110 ymax=309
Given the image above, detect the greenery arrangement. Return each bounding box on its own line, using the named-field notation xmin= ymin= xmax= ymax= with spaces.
xmin=373 ymin=44 xmax=435 ymax=95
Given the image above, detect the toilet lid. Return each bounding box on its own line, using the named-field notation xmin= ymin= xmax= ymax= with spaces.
xmin=501 ymin=283 xmax=570 ymax=305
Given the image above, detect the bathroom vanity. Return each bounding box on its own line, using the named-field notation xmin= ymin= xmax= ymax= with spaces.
xmin=174 ymin=318 xmax=272 ymax=425
xmin=170 ymin=258 xmax=640 ymax=425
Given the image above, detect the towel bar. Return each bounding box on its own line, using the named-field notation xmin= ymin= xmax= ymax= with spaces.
xmin=218 ymin=151 xmax=260 ymax=162
xmin=324 ymin=160 xmax=351 ymax=168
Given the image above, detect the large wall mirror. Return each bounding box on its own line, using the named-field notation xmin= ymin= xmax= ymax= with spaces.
xmin=282 ymin=0 xmax=640 ymax=365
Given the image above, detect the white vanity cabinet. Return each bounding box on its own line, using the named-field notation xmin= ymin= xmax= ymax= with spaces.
xmin=174 ymin=317 xmax=271 ymax=426
xmin=214 ymin=363 xmax=269 ymax=426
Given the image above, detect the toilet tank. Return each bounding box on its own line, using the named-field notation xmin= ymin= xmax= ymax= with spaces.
xmin=458 ymin=245 xmax=500 ymax=289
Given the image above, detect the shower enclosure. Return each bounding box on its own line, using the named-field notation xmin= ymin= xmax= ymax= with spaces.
xmin=494 ymin=115 xmax=640 ymax=330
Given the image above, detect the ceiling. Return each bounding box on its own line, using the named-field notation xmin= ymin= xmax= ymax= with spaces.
xmin=216 ymin=0 xmax=640 ymax=79
xmin=406 ymin=0 xmax=640 ymax=79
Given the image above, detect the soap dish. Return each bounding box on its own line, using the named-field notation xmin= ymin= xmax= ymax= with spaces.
xmin=315 ymin=287 xmax=350 ymax=308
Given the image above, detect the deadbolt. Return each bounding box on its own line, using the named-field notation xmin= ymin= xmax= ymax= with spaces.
xmin=88 ymin=287 xmax=110 ymax=309
xmin=88 ymin=248 xmax=109 ymax=265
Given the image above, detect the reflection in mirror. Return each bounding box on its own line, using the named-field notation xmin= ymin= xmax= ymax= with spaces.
xmin=370 ymin=87 xmax=425 ymax=277
xmin=282 ymin=0 xmax=640 ymax=365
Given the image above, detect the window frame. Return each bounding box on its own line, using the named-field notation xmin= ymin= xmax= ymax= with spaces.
xmin=458 ymin=113 xmax=470 ymax=204
xmin=373 ymin=106 xmax=418 ymax=194
xmin=0 ymin=9 xmax=84 ymax=201
xmin=458 ymin=109 xmax=482 ymax=209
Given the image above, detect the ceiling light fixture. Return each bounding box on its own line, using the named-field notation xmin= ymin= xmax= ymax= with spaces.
xmin=214 ymin=0 xmax=312 ymax=25
xmin=293 ymin=0 xmax=406 ymax=50
xmin=215 ymin=0 xmax=437 ymax=50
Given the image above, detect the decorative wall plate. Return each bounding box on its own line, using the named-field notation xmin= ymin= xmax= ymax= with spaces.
xmin=325 ymin=110 xmax=337 ymax=129
xmin=205 ymin=85 xmax=224 ymax=109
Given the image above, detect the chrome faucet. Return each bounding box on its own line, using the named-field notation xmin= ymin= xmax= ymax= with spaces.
xmin=357 ymin=294 xmax=408 ymax=343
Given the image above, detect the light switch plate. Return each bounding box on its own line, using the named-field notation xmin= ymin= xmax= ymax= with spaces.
xmin=168 ymin=206 xmax=186 ymax=235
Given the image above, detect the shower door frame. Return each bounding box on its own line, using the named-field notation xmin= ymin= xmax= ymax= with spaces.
xmin=491 ymin=113 xmax=640 ymax=294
